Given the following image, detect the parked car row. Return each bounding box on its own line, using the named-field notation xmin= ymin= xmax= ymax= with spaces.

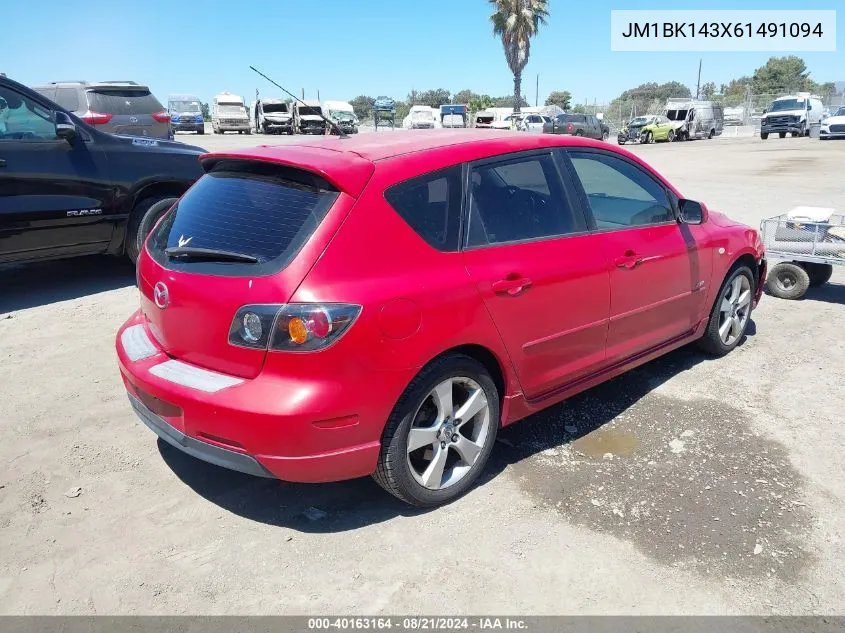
xmin=618 ymin=99 xmax=724 ymax=145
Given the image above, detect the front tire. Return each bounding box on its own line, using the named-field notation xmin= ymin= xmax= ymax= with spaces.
xmin=766 ymin=262 xmax=810 ymax=300
xmin=779 ymin=132 xmax=786 ymax=138
xmin=668 ymin=129 xmax=676 ymax=142
xmin=373 ymin=354 xmax=499 ymax=507
xmin=698 ymin=265 xmax=755 ymax=356
xmin=643 ymin=131 xmax=653 ymax=144
xmin=761 ymin=132 xmax=769 ymax=140
xmin=126 ymin=196 xmax=178 ymax=263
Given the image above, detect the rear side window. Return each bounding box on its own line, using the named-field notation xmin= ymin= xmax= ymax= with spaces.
xmin=384 ymin=165 xmax=462 ymax=252
xmin=147 ymin=161 xmax=339 ymax=276
xmin=87 ymin=89 xmax=163 ymax=114
xmin=54 ymin=88 xmax=81 ymax=112
xmin=468 ymin=153 xmax=584 ymax=247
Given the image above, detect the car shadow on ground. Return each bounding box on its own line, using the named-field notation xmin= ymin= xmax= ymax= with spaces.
xmin=0 ymin=256 xmax=136 ymax=313
xmin=786 ymin=282 xmax=845 ymax=306
xmin=160 ymin=323 xmax=756 ymax=534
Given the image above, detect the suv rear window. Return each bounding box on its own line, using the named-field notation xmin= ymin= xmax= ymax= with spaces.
xmin=87 ymin=89 xmax=163 ymax=115
xmin=147 ymin=161 xmax=339 ymax=276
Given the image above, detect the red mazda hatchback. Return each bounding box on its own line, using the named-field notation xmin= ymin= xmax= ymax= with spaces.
xmin=116 ymin=130 xmax=766 ymax=506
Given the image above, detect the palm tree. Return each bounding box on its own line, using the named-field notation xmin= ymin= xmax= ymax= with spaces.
xmin=489 ymin=0 xmax=549 ymax=114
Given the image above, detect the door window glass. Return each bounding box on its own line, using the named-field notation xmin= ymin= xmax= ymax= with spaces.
xmin=568 ymin=151 xmax=674 ymax=229
xmin=0 ymin=86 xmax=56 ymax=140
xmin=468 ymin=153 xmax=584 ymax=246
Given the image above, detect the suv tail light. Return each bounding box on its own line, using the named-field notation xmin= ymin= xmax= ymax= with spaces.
xmin=80 ymin=110 xmax=113 ymax=125
xmin=151 ymin=110 xmax=171 ymax=123
xmin=228 ymin=304 xmax=361 ymax=352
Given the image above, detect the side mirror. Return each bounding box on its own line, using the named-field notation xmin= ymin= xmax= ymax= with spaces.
xmin=55 ymin=111 xmax=76 ymax=142
xmin=678 ymin=199 xmax=707 ymax=225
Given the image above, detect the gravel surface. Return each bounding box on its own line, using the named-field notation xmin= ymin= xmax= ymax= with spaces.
xmin=1 ymin=132 xmax=843 ymax=615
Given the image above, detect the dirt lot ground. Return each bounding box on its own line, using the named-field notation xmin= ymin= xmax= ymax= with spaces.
xmin=1 ymin=133 xmax=843 ymax=615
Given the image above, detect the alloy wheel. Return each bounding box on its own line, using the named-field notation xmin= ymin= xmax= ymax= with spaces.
xmin=718 ymin=274 xmax=752 ymax=346
xmin=406 ymin=377 xmax=492 ymax=490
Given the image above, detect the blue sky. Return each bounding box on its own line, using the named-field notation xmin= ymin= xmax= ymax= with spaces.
xmin=3 ymin=0 xmax=842 ymax=106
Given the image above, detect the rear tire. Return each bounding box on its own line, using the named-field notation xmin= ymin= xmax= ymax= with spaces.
xmin=766 ymin=262 xmax=810 ymax=300
xmin=698 ymin=265 xmax=755 ymax=356
xmin=760 ymin=132 xmax=769 ymax=140
xmin=126 ymin=196 xmax=178 ymax=263
xmin=708 ymin=129 xmax=715 ymax=139
xmin=779 ymin=132 xmax=786 ymax=138
xmin=804 ymin=262 xmax=833 ymax=287
xmin=197 ymin=128 xmax=204 ymax=135
xmin=668 ymin=129 xmax=676 ymax=142
xmin=372 ymin=354 xmax=499 ymax=507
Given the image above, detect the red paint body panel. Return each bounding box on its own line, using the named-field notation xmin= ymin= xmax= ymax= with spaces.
xmin=117 ymin=131 xmax=765 ymax=485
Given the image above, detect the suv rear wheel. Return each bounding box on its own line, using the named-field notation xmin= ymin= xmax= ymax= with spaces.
xmin=373 ymin=354 xmax=499 ymax=507
xmin=126 ymin=196 xmax=178 ymax=263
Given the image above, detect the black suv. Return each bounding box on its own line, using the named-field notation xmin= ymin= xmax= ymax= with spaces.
xmin=0 ymin=75 xmax=205 ymax=265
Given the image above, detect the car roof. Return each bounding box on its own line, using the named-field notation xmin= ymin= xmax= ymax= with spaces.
xmin=202 ymin=130 xmax=629 ymax=197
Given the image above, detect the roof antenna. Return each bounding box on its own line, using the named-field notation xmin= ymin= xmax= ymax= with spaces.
xmin=249 ymin=65 xmax=348 ymax=139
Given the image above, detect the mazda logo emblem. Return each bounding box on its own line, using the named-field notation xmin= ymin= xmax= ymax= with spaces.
xmin=153 ymin=282 xmax=169 ymax=309
xmin=129 ymin=116 xmax=139 ymax=123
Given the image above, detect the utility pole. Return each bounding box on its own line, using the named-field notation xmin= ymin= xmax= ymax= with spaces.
xmin=318 ymin=89 xmax=321 ymax=101
xmin=301 ymin=88 xmax=305 ymax=100
xmin=535 ymin=74 xmax=539 ymax=107
xmin=696 ymin=58 xmax=702 ymax=99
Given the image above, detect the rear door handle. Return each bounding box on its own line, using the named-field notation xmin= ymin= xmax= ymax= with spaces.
xmin=492 ymin=276 xmax=533 ymax=296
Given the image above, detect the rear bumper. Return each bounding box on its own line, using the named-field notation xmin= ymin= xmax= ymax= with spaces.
xmin=129 ymin=394 xmax=275 ymax=478
xmin=115 ymin=311 xmax=406 ymax=483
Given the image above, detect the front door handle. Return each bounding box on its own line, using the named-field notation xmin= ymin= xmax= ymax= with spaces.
xmin=614 ymin=250 xmax=643 ymax=269
xmin=492 ymin=275 xmax=533 ymax=296
xmin=0 ymin=159 xmax=6 ymax=168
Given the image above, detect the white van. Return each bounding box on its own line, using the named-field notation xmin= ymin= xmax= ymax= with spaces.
xmin=664 ymin=99 xmax=724 ymax=140
xmin=211 ymin=92 xmax=250 ymax=135
xmin=251 ymin=98 xmax=292 ymax=134
xmin=760 ymin=93 xmax=824 ymax=139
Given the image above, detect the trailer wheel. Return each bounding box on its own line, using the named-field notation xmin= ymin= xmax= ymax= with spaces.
xmin=767 ymin=262 xmax=810 ymax=300
xmin=803 ymin=262 xmax=833 ymax=287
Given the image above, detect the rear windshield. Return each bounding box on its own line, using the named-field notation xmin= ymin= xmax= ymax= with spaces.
xmin=147 ymin=161 xmax=339 ymax=276
xmin=87 ymin=89 xmax=163 ymax=115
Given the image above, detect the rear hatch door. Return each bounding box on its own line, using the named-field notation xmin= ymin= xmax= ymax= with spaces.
xmin=87 ymin=85 xmax=167 ymax=138
xmin=138 ymin=157 xmax=364 ymax=379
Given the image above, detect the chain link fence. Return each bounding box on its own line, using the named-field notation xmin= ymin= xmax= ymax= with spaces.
xmin=574 ymin=90 xmax=844 ymax=138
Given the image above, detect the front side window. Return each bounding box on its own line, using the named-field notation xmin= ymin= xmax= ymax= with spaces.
xmin=467 ymin=153 xmax=584 ymax=247
xmin=0 ymin=86 xmax=56 ymax=141
xmin=567 ymin=151 xmax=675 ymax=229
xmin=384 ymin=165 xmax=462 ymax=252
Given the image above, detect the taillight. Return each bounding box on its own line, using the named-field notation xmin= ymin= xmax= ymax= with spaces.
xmin=567 ymin=122 xmax=574 ymax=133
xmin=151 ymin=110 xmax=171 ymax=123
xmin=80 ymin=110 xmax=113 ymax=125
xmin=228 ymin=304 xmax=361 ymax=352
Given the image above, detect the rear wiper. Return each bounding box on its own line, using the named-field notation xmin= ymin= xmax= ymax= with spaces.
xmin=165 ymin=246 xmax=258 ymax=263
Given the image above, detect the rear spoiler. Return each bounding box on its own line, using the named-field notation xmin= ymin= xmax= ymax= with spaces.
xmin=199 ymin=146 xmax=375 ymax=198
